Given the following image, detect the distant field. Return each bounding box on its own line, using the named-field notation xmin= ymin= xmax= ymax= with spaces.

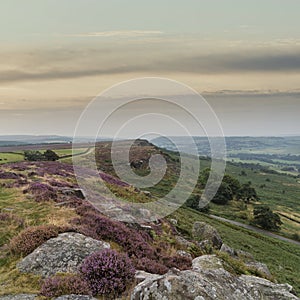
xmin=0 ymin=153 xmax=24 ymax=164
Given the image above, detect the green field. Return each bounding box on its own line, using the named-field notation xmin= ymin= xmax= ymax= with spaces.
xmin=0 ymin=153 xmax=24 ymax=164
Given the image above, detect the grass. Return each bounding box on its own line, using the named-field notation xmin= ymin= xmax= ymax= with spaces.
xmin=0 ymin=153 xmax=24 ymax=164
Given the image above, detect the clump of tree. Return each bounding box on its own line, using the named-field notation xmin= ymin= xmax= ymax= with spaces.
xmin=252 ymin=205 xmax=282 ymax=231
xmin=197 ymin=169 xmax=258 ymax=206
xmin=24 ymin=150 xmax=59 ymax=162
xmin=185 ymin=194 xmax=210 ymax=213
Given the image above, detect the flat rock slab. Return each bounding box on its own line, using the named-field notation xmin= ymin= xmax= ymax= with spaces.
xmin=17 ymin=232 xmax=110 ymax=277
xmin=55 ymin=295 xmax=97 ymax=300
xmin=0 ymin=295 xmax=37 ymax=300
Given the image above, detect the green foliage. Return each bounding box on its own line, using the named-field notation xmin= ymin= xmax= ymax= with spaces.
xmin=252 ymin=205 xmax=282 ymax=231
xmin=211 ymin=182 xmax=233 ymax=205
xmin=185 ymin=194 xmax=210 ymax=212
xmin=24 ymin=149 xmax=59 ymax=161
xmin=237 ymin=182 xmax=258 ymax=203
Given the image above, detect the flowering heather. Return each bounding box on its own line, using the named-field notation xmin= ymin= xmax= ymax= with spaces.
xmin=40 ymin=274 xmax=91 ymax=298
xmin=99 ymin=172 xmax=130 ymax=187
xmin=9 ymin=224 xmax=62 ymax=255
xmin=162 ymin=254 xmax=192 ymax=270
xmin=24 ymin=182 xmax=57 ymax=202
xmin=133 ymin=257 xmax=168 ymax=275
xmin=73 ymin=205 xmax=155 ymax=260
xmin=80 ymin=249 xmax=135 ymax=296
xmin=0 ymin=171 xmax=20 ymax=180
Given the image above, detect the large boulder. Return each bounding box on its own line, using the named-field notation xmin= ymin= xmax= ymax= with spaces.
xmin=192 ymin=222 xmax=223 ymax=249
xmin=131 ymin=255 xmax=299 ymax=300
xmin=17 ymin=232 xmax=110 ymax=277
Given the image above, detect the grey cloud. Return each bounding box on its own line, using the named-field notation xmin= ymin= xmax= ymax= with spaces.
xmin=1 ymin=50 xmax=300 ymax=83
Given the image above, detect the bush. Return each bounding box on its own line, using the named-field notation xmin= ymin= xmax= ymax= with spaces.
xmin=24 ymin=182 xmax=57 ymax=202
xmin=133 ymin=257 xmax=168 ymax=275
xmin=80 ymin=249 xmax=135 ymax=296
xmin=9 ymin=225 xmax=61 ymax=255
xmin=73 ymin=205 xmax=155 ymax=260
xmin=40 ymin=274 xmax=91 ymax=298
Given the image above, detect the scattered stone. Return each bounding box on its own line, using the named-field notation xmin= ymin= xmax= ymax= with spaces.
xmin=17 ymin=232 xmax=110 ymax=277
xmin=192 ymin=222 xmax=223 ymax=249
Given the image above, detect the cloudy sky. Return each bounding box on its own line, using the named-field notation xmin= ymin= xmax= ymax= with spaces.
xmin=1 ymin=0 xmax=300 ymax=136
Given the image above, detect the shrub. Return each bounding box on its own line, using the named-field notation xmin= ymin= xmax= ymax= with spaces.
xmin=74 ymin=205 xmax=155 ymax=260
xmin=162 ymin=254 xmax=192 ymax=270
xmin=80 ymin=249 xmax=135 ymax=296
xmin=133 ymin=257 xmax=168 ymax=275
xmin=9 ymin=225 xmax=61 ymax=255
xmin=40 ymin=274 xmax=91 ymax=298
xmin=24 ymin=182 xmax=57 ymax=202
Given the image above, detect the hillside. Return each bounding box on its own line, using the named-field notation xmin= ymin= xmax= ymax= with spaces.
xmin=0 ymin=140 xmax=299 ymax=298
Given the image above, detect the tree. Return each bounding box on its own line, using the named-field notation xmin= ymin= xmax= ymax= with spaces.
xmin=222 ymin=174 xmax=241 ymax=195
xmin=44 ymin=149 xmax=59 ymax=161
xmin=24 ymin=150 xmax=44 ymax=161
xmin=211 ymin=182 xmax=233 ymax=205
xmin=237 ymin=182 xmax=258 ymax=203
xmin=252 ymin=205 xmax=282 ymax=231
xmin=185 ymin=194 xmax=210 ymax=213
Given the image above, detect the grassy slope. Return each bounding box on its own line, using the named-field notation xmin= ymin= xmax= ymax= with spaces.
xmin=0 ymin=153 xmax=24 ymax=164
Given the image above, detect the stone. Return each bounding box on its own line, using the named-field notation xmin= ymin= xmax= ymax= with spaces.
xmin=174 ymin=235 xmax=193 ymax=248
xmin=192 ymin=254 xmax=224 ymax=271
xmin=220 ymin=243 xmax=237 ymax=257
xmin=192 ymin=222 xmax=223 ymax=249
xmin=17 ymin=232 xmax=110 ymax=277
xmin=135 ymin=270 xmax=161 ymax=284
xmin=245 ymin=261 xmax=272 ymax=278
xmin=0 ymin=295 xmax=37 ymax=300
xmin=176 ymin=250 xmax=192 ymax=260
xmin=131 ymin=255 xmax=299 ymax=300
xmin=55 ymin=296 xmax=97 ymax=300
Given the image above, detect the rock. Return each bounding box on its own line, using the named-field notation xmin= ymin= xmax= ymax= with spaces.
xmin=131 ymin=255 xmax=299 ymax=300
xmin=55 ymin=296 xmax=97 ymax=300
xmin=135 ymin=270 xmax=161 ymax=284
xmin=192 ymin=222 xmax=222 ymax=249
xmin=220 ymin=243 xmax=237 ymax=257
xmin=240 ymin=275 xmax=298 ymax=300
xmin=17 ymin=232 xmax=110 ymax=277
xmin=169 ymin=218 xmax=178 ymax=226
xmin=245 ymin=261 xmax=272 ymax=278
xmin=174 ymin=235 xmax=193 ymax=248
xmin=0 ymin=295 xmax=37 ymax=300
xmin=192 ymin=254 xmax=224 ymax=271
xmin=176 ymin=250 xmax=192 ymax=260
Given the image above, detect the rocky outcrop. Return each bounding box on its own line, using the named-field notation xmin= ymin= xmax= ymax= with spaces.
xmin=192 ymin=222 xmax=223 ymax=249
xmin=17 ymin=232 xmax=110 ymax=277
xmin=131 ymin=255 xmax=299 ymax=300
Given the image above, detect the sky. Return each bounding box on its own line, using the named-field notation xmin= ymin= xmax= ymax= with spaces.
xmin=0 ymin=0 xmax=300 ymax=136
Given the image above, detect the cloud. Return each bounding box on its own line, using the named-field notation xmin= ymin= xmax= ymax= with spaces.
xmin=67 ymin=30 xmax=164 ymax=38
